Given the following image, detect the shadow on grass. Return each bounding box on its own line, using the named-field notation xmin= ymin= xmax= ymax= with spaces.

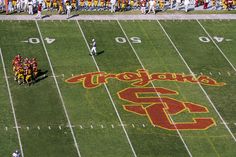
xmin=35 ymin=70 xmax=48 ymax=83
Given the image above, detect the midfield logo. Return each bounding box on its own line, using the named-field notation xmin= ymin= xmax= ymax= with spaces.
xmin=66 ymin=69 xmax=224 ymax=130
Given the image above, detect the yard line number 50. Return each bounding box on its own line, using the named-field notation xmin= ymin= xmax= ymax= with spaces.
xmin=115 ymin=37 xmax=141 ymax=44
xmin=27 ymin=37 xmax=55 ymax=44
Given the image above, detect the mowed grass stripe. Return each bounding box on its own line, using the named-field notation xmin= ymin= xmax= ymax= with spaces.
xmin=79 ymin=20 xmax=190 ymax=157
xmin=36 ymin=20 xmax=135 ymax=157
xmin=118 ymin=20 xmax=236 ymax=156
xmin=157 ymin=20 xmax=236 ymax=156
xmin=117 ymin=20 xmax=192 ymax=157
xmin=0 ymin=50 xmax=19 ymax=156
xmin=157 ymin=20 xmax=236 ymax=142
xmin=76 ymin=20 xmax=137 ymax=157
xmin=0 ymin=48 xmax=24 ymax=156
xmin=196 ymin=20 xmax=236 ymax=132
xmin=198 ymin=20 xmax=236 ymax=67
xmin=35 ymin=20 xmax=81 ymax=157
xmin=158 ymin=20 xmax=236 ymax=129
xmin=0 ymin=21 xmax=78 ymax=156
xmin=196 ymin=20 xmax=236 ymax=72
xmin=118 ymin=20 xmax=219 ymax=157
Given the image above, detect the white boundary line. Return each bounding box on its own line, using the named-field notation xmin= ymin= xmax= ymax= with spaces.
xmin=157 ymin=20 xmax=236 ymax=142
xmin=76 ymin=20 xmax=137 ymax=157
xmin=117 ymin=20 xmax=193 ymax=157
xmin=196 ymin=19 xmax=236 ymax=72
xmin=0 ymin=48 xmax=24 ymax=157
xmin=35 ymin=20 xmax=82 ymax=157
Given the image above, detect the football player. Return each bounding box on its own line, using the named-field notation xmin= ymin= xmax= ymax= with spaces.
xmin=71 ymin=0 xmax=77 ymax=10
xmin=90 ymin=39 xmax=97 ymax=56
xmin=52 ymin=0 xmax=58 ymax=10
xmin=80 ymin=0 xmax=85 ymax=10
xmin=87 ymin=0 xmax=92 ymax=9
xmin=94 ymin=0 xmax=98 ymax=9
xmin=45 ymin=0 xmax=51 ymax=11
xmin=16 ymin=65 xmax=24 ymax=84
xmin=12 ymin=150 xmax=20 ymax=157
xmin=25 ymin=67 xmax=32 ymax=85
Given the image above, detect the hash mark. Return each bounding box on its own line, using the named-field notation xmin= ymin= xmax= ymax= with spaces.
xmin=200 ymin=72 xmax=203 ymax=75
xmin=79 ymin=125 xmax=83 ymax=129
xmin=132 ymin=124 xmax=135 ymax=128
xmin=209 ymin=72 xmax=212 ymax=75
xmin=220 ymin=122 xmax=229 ymax=125
xmin=37 ymin=126 xmax=40 ymax=130
xmin=5 ymin=127 xmax=8 ymax=131
xmin=59 ymin=126 xmax=62 ymax=130
xmin=90 ymin=125 xmax=93 ymax=129
xmin=26 ymin=127 xmax=29 ymax=130
xmin=48 ymin=126 xmax=51 ymax=130
xmin=227 ymin=72 xmax=231 ymax=76
xmin=218 ymin=72 xmax=221 ymax=75
xmin=142 ymin=124 xmax=145 ymax=127
xmin=111 ymin=124 xmax=114 ymax=128
xmin=13 ymin=126 xmax=21 ymax=129
xmin=101 ymin=125 xmax=104 ymax=128
xmin=21 ymin=40 xmax=29 ymax=43
xmin=62 ymin=74 xmax=64 ymax=77
xmin=72 ymin=74 xmax=74 ymax=76
xmin=225 ymin=39 xmax=232 ymax=42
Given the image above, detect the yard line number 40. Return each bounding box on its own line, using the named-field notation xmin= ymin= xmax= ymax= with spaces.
xmin=199 ymin=36 xmax=231 ymax=43
xmin=23 ymin=37 xmax=55 ymax=44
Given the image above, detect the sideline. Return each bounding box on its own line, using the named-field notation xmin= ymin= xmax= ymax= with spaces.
xmin=0 ymin=14 xmax=236 ymax=20
xmin=35 ymin=20 xmax=82 ymax=157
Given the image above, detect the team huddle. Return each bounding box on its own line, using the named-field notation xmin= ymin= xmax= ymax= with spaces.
xmin=12 ymin=54 xmax=38 ymax=85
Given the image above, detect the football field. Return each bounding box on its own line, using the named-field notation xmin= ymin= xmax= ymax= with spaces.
xmin=0 ymin=18 xmax=236 ymax=157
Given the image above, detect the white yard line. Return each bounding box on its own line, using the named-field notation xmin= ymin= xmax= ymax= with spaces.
xmin=35 ymin=20 xmax=82 ymax=157
xmin=157 ymin=20 xmax=236 ymax=142
xmin=117 ymin=20 xmax=193 ymax=157
xmin=0 ymin=48 xmax=24 ymax=157
xmin=76 ymin=20 xmax=137 ymax=157
xmin=196 ymin=19 xmax=236 ymax=72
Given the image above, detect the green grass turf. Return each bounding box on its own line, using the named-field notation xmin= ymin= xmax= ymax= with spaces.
xmin=0 ymin=19 xmax=236 ymax=157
